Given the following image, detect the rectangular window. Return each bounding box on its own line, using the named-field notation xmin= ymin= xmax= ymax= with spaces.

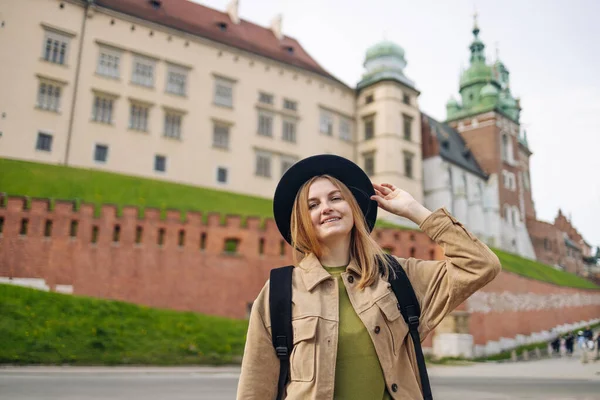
xmin=364 ymin=116 xmax=374 ymax=140
xmin=258 ymin=112 xmax=273 ymax=137
xmin=131 ymin=56 xmax=155 ymax=87
xmin=92 ymin=94 xmax=114 ymax=124
xmin=403 ymin=114 xmax=413 ymax=141
xmin=166 ymin=65 xmax=188 ymax=96
xmin=283 ymin=99 xmax=297 ymax=111
xmin=281 ymin=157 xmax=297 ymax=177
xmin=259 ymin=92 xmax=273 ymax=105
xmin=37 ymin=82 xmax=62 ymax=112
xmin=403 ymin=93 xmax=411 ymax=105
xmin=365 ymin=94 xmax=374 ymax=104
xmin=214 ymin=77 xmax=234 ymax=108
xmin=363 ymin=152 xmax=375 ymax=176
xmin=213 ymin=123 xmax=230 ymax=149
xmin=339 ymin=117 xmax=352 ymax=141
xmin=36 ymin=132 xmax=53 ymax=152
xmin=404 ymin=151 xmax=414 ymax=178
xmin=282 ymin=120 xmax=296 ymax=143
xmin=320 ymin=110 xmax=333 ymax=136
xmin=43 ymin=30 xmax=69 ymax=65
xmin=154 ymin=155 xmax=166 ymax=172
xmin=94 ymin=144 xmax=108 ymax=163
xmin=129 ymin=103 xmax=149 ymax=131
xmin=217 ymin=167 xmax=228 ymax=183
xmin=255 ymin=151 xmax=272 ymax=178
xmin=164 ymin=112 xmax=182 ymax=139
xmin=96 ymin=47 xmax=121 ymax=78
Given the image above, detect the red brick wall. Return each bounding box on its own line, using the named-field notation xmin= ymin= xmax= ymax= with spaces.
xmin=2 ymin=195 xmax=597 ymax=347
xmin=0 ymin=196 xmax=441 ymax=319
xmin=469 ymin=271 xmax=600 ymax=345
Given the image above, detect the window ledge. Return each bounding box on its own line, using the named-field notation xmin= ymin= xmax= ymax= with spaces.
xmin=35 ymin=106 xmax=61 ymax=115
xmin=90 ymin=119 xmax=115 ymax=126
xmin=162 ymin=135 xmax=183 ymax=141
xmin=128 ymin=128 xmax=149 ymax=134
xmin=39 ymin=58 xmax=69 ymax=68
xmin=130 ymin=81 xmax=155 ymax=90
xmin=165 ymin=91 xmax=187 ymax=98
xmin=257 ymin=133 xmax=274 ymax=139
xmin=255 ymin=174 xmax=272 ymax=179
xmin=95 ymin=72 xmax=121 ymax=81
xmin=212 ymin=145 xmax=230 ymax=151
xmin=213 ymin=102 xmax=234 ymax=110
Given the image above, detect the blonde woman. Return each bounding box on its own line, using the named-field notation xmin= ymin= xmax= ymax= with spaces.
xmin=237 ymin=154 xmax=501 ymax=400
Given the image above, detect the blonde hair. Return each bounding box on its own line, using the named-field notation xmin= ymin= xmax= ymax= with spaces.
xmin=290 ymin=175 xmax=393 ymax=289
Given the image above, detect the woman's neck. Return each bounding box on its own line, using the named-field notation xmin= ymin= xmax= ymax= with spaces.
xmin=319 ymin=237 xmax=351 ymax=267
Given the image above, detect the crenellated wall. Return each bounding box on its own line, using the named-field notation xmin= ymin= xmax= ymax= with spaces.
xmin=1 ymin=195 xmax=598 ymax=355
xmin=0 ymin=195 xmax=441 ymax=319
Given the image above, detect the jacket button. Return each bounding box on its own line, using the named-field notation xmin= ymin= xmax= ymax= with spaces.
xmin=391 ymin=383 xmax=398 ymax=392
xmin=348 ymin=275 xmax=354 ymax=283
xmin=374 ymin=326 xmax=381 ymax=334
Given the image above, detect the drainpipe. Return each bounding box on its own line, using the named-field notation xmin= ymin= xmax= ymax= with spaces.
xmin=64 ymin=0 xmax=92 ymax=165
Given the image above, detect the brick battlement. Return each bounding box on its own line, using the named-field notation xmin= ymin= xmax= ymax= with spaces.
xmin=0 ymin=195 xmax=441 ymax=318
xmin=2 ymin=195 xmax=599 ymax=349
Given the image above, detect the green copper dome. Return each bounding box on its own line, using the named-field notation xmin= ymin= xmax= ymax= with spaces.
xmin=364 ymin=40 xmax=406 ymax=64
xmin=460 ymin=62 xmax=492 ymax=88
xmin=358 ymin=39 xmax=416 ymax=91
xmin=481 ymin=82 xmax=499 ymax=97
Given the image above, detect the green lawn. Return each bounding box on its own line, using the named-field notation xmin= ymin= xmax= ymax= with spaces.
xmin=493 ymin=248 xmax=599 ymax=289
xmin=0 ymin=158 xmax=273 ymax=221
xmin=0 ymin=284 xmax=248 ymax=365
xmin=0 ymin=157 xmax=597 ymax=289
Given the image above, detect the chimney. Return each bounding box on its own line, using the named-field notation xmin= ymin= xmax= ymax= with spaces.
xmin=271 ymin=14 xmax=283 ymax=40
xmin=227 ymin=0 xmax=240 ymax=24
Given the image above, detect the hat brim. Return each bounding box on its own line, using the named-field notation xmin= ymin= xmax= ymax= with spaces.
xmin=273 ymin=154 xmax=378 ymax=245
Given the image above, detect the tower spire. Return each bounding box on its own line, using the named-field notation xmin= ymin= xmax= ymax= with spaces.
xmin=473 ymin=8 xmax=480 ymax=37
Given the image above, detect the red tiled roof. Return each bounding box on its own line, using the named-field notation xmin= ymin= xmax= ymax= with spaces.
xmin=94 ymin=0 xmax=345 ymax=86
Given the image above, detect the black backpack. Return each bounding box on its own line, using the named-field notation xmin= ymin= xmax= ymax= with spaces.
xmin=269 ymin=254 xmax=432 ymax=400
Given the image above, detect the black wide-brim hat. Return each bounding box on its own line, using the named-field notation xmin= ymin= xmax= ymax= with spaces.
xmin=273 ymin=154 xmax=378 ymax=245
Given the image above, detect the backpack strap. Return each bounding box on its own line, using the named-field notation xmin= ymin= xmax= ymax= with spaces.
xmin=269 ymin=266 xmax=294 ymax=400
xmin=381 ymin=254 xmax=433 ymax=400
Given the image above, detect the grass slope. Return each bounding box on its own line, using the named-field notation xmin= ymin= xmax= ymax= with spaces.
xmin=0 ymin=284 xmax=248 ymax=365
xmin=493 ymin=248 xmax=598 ymax=289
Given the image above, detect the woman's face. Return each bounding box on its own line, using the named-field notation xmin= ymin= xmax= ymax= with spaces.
xmin=307 ymin=178 xmax=354 ymax=244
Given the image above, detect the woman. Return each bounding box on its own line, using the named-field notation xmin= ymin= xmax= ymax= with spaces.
xmin=237 ymin=154 xmax=501 ymax=400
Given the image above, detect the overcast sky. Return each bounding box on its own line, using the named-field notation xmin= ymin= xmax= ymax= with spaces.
xmin=195 ymin=0 xmax=600 ymax=247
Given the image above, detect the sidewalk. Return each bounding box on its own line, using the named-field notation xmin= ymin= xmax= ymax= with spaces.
xmin=2 ymin=356 xmax=599 ymax=381
xmin=428 ymin=355 xmax=600 ymax=381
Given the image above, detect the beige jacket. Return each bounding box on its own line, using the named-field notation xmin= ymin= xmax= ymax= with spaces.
xmin=236 ymin=208 xmax=501 ymax=400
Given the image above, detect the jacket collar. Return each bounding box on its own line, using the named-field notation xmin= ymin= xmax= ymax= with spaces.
xmin=297 ymin=253 xmax=362 ymax=291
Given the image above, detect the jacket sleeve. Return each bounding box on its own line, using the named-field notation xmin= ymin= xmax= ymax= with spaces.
xmin=396 ymin=207 xmax=502 ymax=338
xmin=236 ymin=281 xmax=279 ymax=400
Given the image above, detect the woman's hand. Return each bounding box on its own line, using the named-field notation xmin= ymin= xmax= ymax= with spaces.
xmin=371 ymin=183 xmax=432 ymax=225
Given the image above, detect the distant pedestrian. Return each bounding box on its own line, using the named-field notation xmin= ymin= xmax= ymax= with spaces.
xmin=564 ymin=332 xmax=574 ymax=356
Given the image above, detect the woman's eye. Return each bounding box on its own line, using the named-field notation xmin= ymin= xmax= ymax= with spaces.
xmin=308 ymin=203 xmax=317 ymax=210
xmin=331 ymin=196 xmax=342 ymax=201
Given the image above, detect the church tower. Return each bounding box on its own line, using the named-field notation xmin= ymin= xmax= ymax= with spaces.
xmin=445 ymin=16 xmax=536 ymax=258
xmin=355 ymin=41 xmax=423 ymax=226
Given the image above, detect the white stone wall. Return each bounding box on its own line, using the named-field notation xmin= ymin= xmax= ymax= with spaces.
xmin=423 ymin=156 xmax=490 ymax=244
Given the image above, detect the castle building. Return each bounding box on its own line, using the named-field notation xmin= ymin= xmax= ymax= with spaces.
xmin=0 ymin=0 xmax=594 ymax=260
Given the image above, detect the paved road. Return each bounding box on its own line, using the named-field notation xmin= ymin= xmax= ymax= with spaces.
xmin=1 ymin=356 xmax=599 ymax=400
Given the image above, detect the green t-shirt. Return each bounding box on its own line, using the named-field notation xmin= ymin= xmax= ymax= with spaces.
xmin=324 ymin=266 xmax=392 ymax=400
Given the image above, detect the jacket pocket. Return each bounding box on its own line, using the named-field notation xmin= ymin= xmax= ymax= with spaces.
xmin=375 ymin=292 xmax=408 ymax=356
xmin=290 ymin=316 xmax=318 ymax=382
